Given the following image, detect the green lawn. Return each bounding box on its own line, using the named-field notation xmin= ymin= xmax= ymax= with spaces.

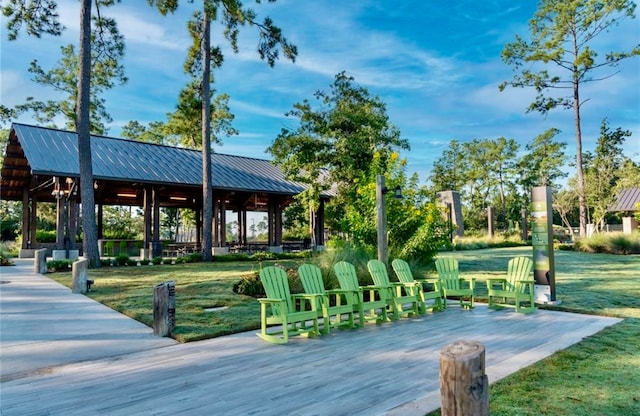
xmin=49 ymin=247 xmax=640 ymax=415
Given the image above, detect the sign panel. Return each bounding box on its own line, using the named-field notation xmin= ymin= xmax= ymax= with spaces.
xmin=531 ymin=186 xmax=556 ymax=303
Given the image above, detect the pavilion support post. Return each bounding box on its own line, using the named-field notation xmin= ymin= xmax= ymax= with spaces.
xmin=67 ymin=198 xmax=79 ymax=260
xmin=142 ymin=186 xmax=152 ymax=260
xmin=219 ymin=198 xmax=226 ymax=247
xmin=212 ymin=197 xmax=219 ymax=247
xmin=267 ymin=197 xmax=283 ymax=253
xmin=97 ymin=204 xmax=103 ymax=239
xmin=53 ymin=177 xmax=67 ymax=260
xmin=315 ymin=199 xmax=325 ymax=249
xmin=30 ymin=193 xmax=37 ymax=249
xmin=150 ymin=186 xmax=162 ymax=258
xmin=21 ymin=188 xmax=30 ymax=249
xmin=195 ymin=207 xmax=202 ymax=249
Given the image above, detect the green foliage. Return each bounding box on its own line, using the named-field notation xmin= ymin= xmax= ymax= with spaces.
xmin=2 ymin=0 xmax=63 ymax=41
xmin=118 ymin=241 xmax=128 ymax=255
xmin=152 ymin=256 xmax=163 ymax=265
xmin=232 ymin=272 xmax=265 ymax=297
xmin=575 ymin=232 xmax=640 ymax=255
xmin=0 ymin=200 xmax=20 ymax=240
xmin=174 ymin=252 xmax=203 ymax=264
xmin=584 ymin=119 xmax=633 ymax=231
xmin=36 ymin=230 xmax=57 ymax=243
xmin=7 ymin=25 xmax=126 ymax=134
xmin=500 ymin=0 xmax=640 ymax=236
xmin=47 ymin=259 xmax=72 ymax=272
xmin=309 ymin=243 xmax=376 ymax=287
xmin=430 ymin=137 xmax=529 ymax=231
xmin=451 ymin=234 xmax=528 ymax=251
xmin=114 ymin=254 xmax=130 ymax=266
xmin=251 ymin=251 xmax=277 ymax=261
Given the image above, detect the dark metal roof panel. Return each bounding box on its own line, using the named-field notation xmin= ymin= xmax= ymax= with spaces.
xmin=212 ymin=153 xmax=305 ymax=194
xmin=609 ymin=187 xmax=640 ymax=212
xmin=10 ymin=123 xmax=305 ymax=194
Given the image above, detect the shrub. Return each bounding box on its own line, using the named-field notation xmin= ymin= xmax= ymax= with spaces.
xmin=575 ymin=232 xmax=640 ymax=255
xmin=232 ymin=272 xmax=265 ymax=297
xmin=114 ymin=254 xmax=130 ymax=266
xmin=47 ymin=259 xmax=72 ymax=272
xmin=36 ymin=230 xmax=57 ymax=243
xmin=152 ymin=256 xmax=163 ymax=265
xmin=214 ymin=253 xmax=251 ymax=262
xmin=118 ymin=241 xmax=128 ymax=255
xmin=1 ymin=254 xmax=14 ymax=266
xmin=252 ymin=252 xmax=277 ymax=261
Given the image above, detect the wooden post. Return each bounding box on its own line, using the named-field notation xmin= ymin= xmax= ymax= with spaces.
xmin=440 ymin=340 xmax=489 ymax=416
xmin=153 ymin=281 xmax=176 ymax=337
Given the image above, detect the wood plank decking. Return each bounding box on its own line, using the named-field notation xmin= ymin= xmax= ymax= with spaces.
xmin=1 ymin=302 xmax=620 ymax=416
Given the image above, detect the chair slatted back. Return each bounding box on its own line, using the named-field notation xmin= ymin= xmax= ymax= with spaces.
xmin=298 ymin=264 xmax=326 ymax=294
xmin=367 ymin=259 xmax=392 ymax=287
xmin=506 ymin=257 xmax=533 ymax=293
xmin=333 ymin=261 xmax=360 ymax=291
xmin=391 ymin=259 xmax=415 ymax=284
xmin=260 ymin=266 xmax=294 ymax=314
xmin=435 ymin=257 xmax=461 ymax=290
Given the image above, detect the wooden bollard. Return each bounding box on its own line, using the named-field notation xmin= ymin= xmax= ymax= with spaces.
xmin=439 ymin=340 xmax=489 ymax=416
xmin=153 ymin=281 xmax=176 ymax=337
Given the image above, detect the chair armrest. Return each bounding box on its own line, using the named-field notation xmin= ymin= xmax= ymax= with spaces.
xmin=417 ymin=278 xmax=439 ymax=284
xmin=258 ymin=297 xmax=285 ymax=304
xmin=326 ymin=288 xmax=359 ymax=295
xmin=486 ymin=278 xmax=506 ymax=290
xmin=460 ymin=277 xmax=476 ymax=289
xmin=361 ymin=285 xmax=388 ymax=291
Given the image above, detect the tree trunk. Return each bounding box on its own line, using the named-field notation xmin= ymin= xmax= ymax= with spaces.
xmin=201 ymin=12 xmax=213 ymax=261
xmin=77 ymin=0 xmax=100 ymax=268
xmin=572 ymin=35 xmax=587 ymax=238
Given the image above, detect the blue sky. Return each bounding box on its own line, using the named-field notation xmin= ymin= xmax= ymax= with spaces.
xmin=1 ymin=0 xmax=639 ymax=184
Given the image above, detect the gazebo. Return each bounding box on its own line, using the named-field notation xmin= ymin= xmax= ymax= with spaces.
xmin=0 ymin=123 xmax=327 ymax=259
xmin=609 ymin=187 xmax=640 ymax=234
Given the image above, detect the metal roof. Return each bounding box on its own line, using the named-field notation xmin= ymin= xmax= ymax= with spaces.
xmin=609 ymin=187 xmax=640 ymax=212
xmin=1 ymin=123 xmax=307 ymax=202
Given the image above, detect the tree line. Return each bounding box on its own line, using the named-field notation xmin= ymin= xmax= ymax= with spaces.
xmin=1 ymin=1 xmax=638 ymax=266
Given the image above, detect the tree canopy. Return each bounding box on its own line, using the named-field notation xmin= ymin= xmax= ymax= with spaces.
xmin=499 ymin=0 xmax=640 ymax=237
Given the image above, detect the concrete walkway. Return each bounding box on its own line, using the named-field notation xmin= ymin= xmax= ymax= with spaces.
xmin=0 ymin=259 xmax=176 ymax=381
xmin=0 ymin=259 xmax=623 ymax=415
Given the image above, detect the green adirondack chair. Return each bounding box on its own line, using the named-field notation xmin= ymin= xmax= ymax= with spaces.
xmin=391 ymin=258 xmax=443 ymax=313
xmin=333 ymin=261 xmax=386 ymax=324
xmin=486 ymin=256 xmax=536 ymax=314
xmin=257 ymin=266 xmax=322 ymax=344
xmin=297 ymin=264 xmax=361 ymax=333
xmin=434 ymin=257 xmax=475 ymax=309
xmin=367 ymin=259 xmax=421 ymax=320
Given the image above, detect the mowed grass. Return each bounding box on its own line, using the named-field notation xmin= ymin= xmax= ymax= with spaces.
xmin=49 ymin=247 xmax=640 ymax=415
xmin=49 ymin=259 xmax=300 ymax=342
xmin=425 ymin=246 xmax=640 ymax=416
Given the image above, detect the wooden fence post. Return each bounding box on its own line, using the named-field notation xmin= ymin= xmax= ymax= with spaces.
xmin=440 ymin=340 xmax=489 ymax=416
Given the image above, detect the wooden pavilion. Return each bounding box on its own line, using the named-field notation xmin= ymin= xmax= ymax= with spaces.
xmin=0 ymin=123 xmax=327 ymax=258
